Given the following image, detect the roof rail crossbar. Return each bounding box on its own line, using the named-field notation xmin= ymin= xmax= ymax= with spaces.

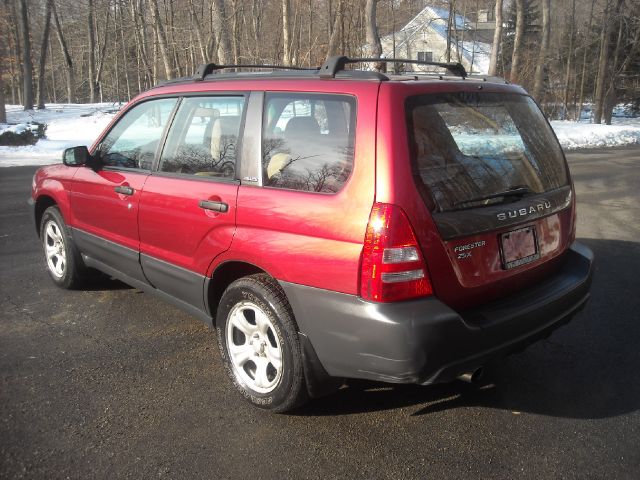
xmin=193 ymin=63 xmax=318 ymax=81
xmin=319 ymin=56 xmax=468 ymax=79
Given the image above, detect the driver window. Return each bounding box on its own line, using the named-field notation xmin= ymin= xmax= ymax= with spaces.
xmin=99 ymin=98 xmax=177 ymax=170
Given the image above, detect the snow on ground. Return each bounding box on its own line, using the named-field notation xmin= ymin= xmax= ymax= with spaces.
xmin=0 ymin=103 xmax=638 ymax=167
xmin=550 ymin=118 xmax=640 ymax=151
xmin=0 ymin=103 xmax=121 ymax=167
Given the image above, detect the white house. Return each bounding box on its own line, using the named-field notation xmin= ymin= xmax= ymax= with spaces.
xmin=381 ymin=5 xmax=493 ymax=75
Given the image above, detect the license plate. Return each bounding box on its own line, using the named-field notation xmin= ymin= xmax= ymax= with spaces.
xmin=500 ymin=226 xmax=539 ymax=269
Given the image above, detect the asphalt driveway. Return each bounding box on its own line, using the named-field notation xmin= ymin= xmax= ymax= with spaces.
xmin=1 ymin=147 xmax=639 ymax=479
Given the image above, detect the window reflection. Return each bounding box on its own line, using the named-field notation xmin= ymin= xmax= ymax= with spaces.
xmin=160 ymin=97 xmax=244 ymax=178
xmin=262 ymin=94 xmax=356 ymax=193
xmin=99 ymin=98 xmax=178 ymax=170
xmin=407 ymin=93 xmax=568 ymax=212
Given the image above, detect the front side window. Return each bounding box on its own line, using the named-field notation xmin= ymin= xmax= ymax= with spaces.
xmin=99 ymin=98 xmax=177 ymax=169
xmin=262 ymin=93 xmax=356 ymax=193
xmin=159 ymin=96 xmax=245 ymax=178
xmin=406 ymin=92 xmax=568 ymax=212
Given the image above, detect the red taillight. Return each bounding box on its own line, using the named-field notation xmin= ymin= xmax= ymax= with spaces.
xmin=360 ymin=203 xmax=433 ymax=302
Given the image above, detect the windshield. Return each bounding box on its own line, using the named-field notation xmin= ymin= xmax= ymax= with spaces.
xmin=406 ymin=92 xmax=568 ymax=212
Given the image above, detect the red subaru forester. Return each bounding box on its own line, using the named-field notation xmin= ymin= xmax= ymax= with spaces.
xmin=30 ymin=57 xmax=593 ymax=412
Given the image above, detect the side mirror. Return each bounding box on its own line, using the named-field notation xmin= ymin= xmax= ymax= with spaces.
xmin=62 ymin=146 xmax=90 ymax=166
xmin=62 ymin=145 xmax=102 ymax=171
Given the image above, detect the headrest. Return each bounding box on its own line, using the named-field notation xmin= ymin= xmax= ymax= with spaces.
xmin=284 ymin=117 xmax=320 ymax=142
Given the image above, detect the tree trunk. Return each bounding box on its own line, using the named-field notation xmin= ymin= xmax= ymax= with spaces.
xmin=602 ymin=11 xmax=625 ymax=125
xmin=510 ymin=0 xmax=525 ymax=84
xmin=488 ymin=0 xmax=503 ymax=76
xmin=0 ymin=32 xmax=7 ymax=122
xmin=231 ymin=0 xmax=240 ymax=64
xmin=150 ymin=0 xmax=173 ymax=79
xmin=211 ymin=0 xmax=232 ymax=64
xmin=282 ymin=0 xmax=292 ymax=65
xmin=0 ymin=75 xmax=6 ymax=123
xmin=95 ymin=4 xmax=111 ymax=102
xmin=594 ymin=0 xmax=623 ymax=124
xmin=562 ymin=0 xmax=576 ymax=120
xmin=532 ymin=0 xmax=550 ymax=101
xmin=52 ymin=0 xmax=74 ymax=103
xmin=130 ymin=0 xmax=154 ymax=87
xmin=118 ymin=1 xmax=131 ymax=101
xmin=10 ymin=0 xmax=23 ymax=106
xmin=327 ymin=0 xmax=343 ymax=57
xmin=48 ymin=40 xmax=57 ymax=103
xmin=190 ymin=0 xmax=208 ymax=63
xmin=365 ymin=0 xmax=382 ymax=71
xmin=36 ymin=0 xmax=53 ymax=109
xmin=576 ymin=0 xmax=595 ymax=121
xmin=18 ymin=0 xmax=34 ymax=110
xmin=250 ymin=0 xmax=262 ymax=63
xmin=88 ymin=0 xmax=97 ymax=103
xmin=446 ymin=1 xmax=453 ymax=62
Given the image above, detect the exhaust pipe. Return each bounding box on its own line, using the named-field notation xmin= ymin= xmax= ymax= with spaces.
xmin=457 ymin=367 xmax=484 ymax=384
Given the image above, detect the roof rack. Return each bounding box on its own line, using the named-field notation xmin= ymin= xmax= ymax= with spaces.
xmin=155 ymin=57 xmax=473 ymax=88
xmin=193 ymin=63 xmax=319 ymax=81
xmin=319 ymin=56 xmax=467 ymax=79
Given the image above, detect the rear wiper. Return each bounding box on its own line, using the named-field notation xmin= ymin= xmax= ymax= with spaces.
xmin=454 ymin=186 xmax=532 ymax=206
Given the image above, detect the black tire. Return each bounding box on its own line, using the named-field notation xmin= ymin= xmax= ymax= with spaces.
xmin=216 ymin=274 xmax=308 ymax=412
xmin=40 ymin=206 xmax=86 ymax=289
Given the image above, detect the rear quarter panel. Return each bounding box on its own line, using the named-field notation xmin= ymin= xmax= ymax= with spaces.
xmin=209 ymin=80 xmax=380 ymax=295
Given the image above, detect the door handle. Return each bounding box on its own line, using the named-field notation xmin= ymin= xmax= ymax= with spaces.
xmin=114 ymin=185 xmax=134 ymax=195
xmin=199 ymin=199 xmax=229 ymax=213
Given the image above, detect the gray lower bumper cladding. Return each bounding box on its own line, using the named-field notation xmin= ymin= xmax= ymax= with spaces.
xmin=280 ymin=242 xmax=594 ymax=385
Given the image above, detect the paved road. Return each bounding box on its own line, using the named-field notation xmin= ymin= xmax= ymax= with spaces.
xmin=1 ymin=147 xmax=639 ymax=479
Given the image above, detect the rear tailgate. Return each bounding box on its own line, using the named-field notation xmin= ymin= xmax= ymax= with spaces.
xmin=376 ymin=82 xmax=575 ymax=310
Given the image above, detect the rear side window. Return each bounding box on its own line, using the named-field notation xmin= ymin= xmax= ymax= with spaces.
xmin=159 ymin=96 xmax=245 ymax=178
xmin=406 ymin=92 xmax=568 ymax=212
xmin=262 ymin=93 xmax=355 ymax=193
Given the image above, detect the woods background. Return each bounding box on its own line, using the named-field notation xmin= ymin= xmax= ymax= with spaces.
xmin=0 ymin=0 xmax=639 ymax=125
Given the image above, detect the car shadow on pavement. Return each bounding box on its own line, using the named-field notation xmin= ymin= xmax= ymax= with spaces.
xmin=296 ymin=238 xmax=640 ymax=420
xmin=77 ymin=272 xmax=134 ymax=291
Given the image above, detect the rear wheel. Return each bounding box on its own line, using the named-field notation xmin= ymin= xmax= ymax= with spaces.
xmin=40 ymin=206 xmax=85 ymax=289
xmin=216 ymin=274 xmax=308 ymax=412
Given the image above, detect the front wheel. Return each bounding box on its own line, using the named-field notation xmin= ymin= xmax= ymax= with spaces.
xmin=40 ymin=206 xmax=86 ymax=289
xmin=216 ymin=274 xmax=308 ymax=412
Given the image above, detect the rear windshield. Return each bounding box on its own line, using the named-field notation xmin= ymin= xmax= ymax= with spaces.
xmin=406 ymin=92 xmax=568 ymax=212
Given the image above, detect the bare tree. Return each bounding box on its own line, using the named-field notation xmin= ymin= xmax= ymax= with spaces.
xmin=150 ymin=0 xmax=173 ymax=79
xmin=0 ymin=22 xmax=6 ymax=122
xmin=532 ymin=0 xmax=550 ymax=100
xmin=365 ymin=0 xmax=382 ymax=71
xmin=327 ymin=0 xmax=343 ymax=57
xmin=51 ymin=0 xmax=75 ymax=103
xmin=94 ymin=5 xmax=111 ymax=101
xmin=576 ymin=0 xmax=596 ymax=121
xmin=87 ymin=0 xmax=97 ymax=103
xmin=488 ymin=0 xmax=503 ymax=76
xmin=282 ymin=0 xmax=292 ymax=65
xmin=510 ymin=0 xmax=525 ymax=84
xmin=18 ymin=0 xmax=34 ymax=110
xmin=211 ymin=0 xmax=232 ymax=63
xmin=37 ymin=0 xmax=53 ymax=109
xmin=0 ymin=75 xmax=6 ymax=123
xmin=561 ymin=0 xmax=576 ymax=119
xmin=594 ymin=0 xmax=624 ymax=124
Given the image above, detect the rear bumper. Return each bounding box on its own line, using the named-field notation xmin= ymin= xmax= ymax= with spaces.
xmin=281 ymin=241 xmax=593 ymax=385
